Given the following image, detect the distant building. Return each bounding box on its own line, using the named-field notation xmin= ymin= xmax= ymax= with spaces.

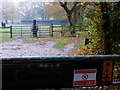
xmin=21 ymin=19 xmax=69 ymax=25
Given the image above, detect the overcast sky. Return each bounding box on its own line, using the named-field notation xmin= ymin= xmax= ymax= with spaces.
xmin=3 ymin=0 xmax=52 ymax=3
xmin=1 ymin=0 xmax=120 ymax=3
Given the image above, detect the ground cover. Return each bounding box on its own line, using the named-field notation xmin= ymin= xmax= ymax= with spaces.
xmin=0 ymin=37 xmax=82 ymax=57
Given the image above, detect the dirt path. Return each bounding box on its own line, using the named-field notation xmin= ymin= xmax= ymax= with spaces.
xmin=0 ymin=39 xmax=75 ymax=57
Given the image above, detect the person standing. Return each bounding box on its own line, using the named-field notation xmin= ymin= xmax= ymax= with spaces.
xmin=32 ymin=20 xmax=38 ymax=37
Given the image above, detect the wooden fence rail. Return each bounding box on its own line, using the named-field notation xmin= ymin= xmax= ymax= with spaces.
xmin=1 ymin=55 xmax=120 ymax=89
xmin=0 ymin=25 xmax=87 ymax=38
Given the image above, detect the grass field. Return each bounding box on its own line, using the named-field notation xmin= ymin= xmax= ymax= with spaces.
xmin=0 ymin=37 xmax=16 ymax=43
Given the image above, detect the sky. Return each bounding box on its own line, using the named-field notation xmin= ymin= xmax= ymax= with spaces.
xmin=4 ymin=0 xmax=24 ymax=2
xmin=1 ymin=0 xmax=120 ymax=3
xmin=4 ymin=0 xmax=52 ymax=3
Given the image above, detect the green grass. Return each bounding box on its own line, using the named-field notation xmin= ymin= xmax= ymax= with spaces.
xmin=22 ymin=38 xmax=38 ymax=43
xmin=54 ymin=38 xmax=70 ymax=49
xmin=75 ymin=42 xmax=84 ymax=48
xmin=75 ymin=31 xmax=88 ymax=38
xmin=0 ymin=38 xmax=16 ymax=43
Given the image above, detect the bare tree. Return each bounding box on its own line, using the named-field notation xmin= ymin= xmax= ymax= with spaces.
xmin=2 ymin=2 xmax=20 ymax=24
xmin=17 ymin=2 xmax=47 ymax=19
xmin=58 ymin=1 xmax=84 ymax=34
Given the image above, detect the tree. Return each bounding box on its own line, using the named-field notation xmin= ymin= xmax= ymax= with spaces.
xmin=100 ymin=2 xmax=120 ymax=54
xmin=43 ymin=2 xmax=67 ymax=19
xmin=0 ymin=1 xmax=2 ymax=21
xmin=44 ymin=1 xmax=85 ymax=35
xmin=75 ymin=2 xmax=120 ymax=55
xmin=58 ymin=2 xmax=78 ymax=25
xmin=112 ymin=2 xmax=120 ymax=54
xmin=2 ymin=2 xmax=21 ymax=24
xmin=17 ymin=2 xmax=48 ymax=19
xmin=58 ymin=1 xmax=88 ymax=35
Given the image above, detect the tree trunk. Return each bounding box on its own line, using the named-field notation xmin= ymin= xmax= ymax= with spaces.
xmin=58 ymin=2 xmax=79 ymax=35
xmin=100 ymin=2 xmax=112 ymax=54
xmin=111 ymin=2 xmax=120 ymax=53
xmin=67 ymin=15 xmax=72 ymax=26
xmin=67 ymin=14 xmax=75 ymax=35
xmin=73 ymin=10 xmax=78 ymax=25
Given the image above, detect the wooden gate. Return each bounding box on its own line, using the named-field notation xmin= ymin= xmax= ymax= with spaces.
xmin=0 ymin=25 xmax=52 ymax=38
xmin=0 ymin=26 xmax=12 ymax=38
xmin=11 ymin=25 xmax=52 ymax=38
xmin=38 ymin=25 xmax=52 ymax=37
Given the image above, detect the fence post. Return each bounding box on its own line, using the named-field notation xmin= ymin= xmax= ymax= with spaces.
xmin=10 ymin=26 xmax=12 ymax=38
xmin=21 ymin=26 xmax=22 ymax=38
xmin=61 ymin=25 xmax=64 ymax=36
xmin=50 ymin=24 xmax=53 ymax=37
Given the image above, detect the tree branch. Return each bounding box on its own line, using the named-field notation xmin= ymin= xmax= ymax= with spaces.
xmin=71 ymin=2 xmax=79 ymax=13
xmin=58 ymin=1 xmax=70 ymax=14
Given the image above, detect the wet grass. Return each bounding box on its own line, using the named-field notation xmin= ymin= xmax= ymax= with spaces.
xmin=75 ymin=42 xmax=84 ymax=48
xmin=22 ymin=38 xmax=38 ymax=43
xmin=54 ymin=38 xmax=70 ymax=49
xmin=0 ymin=38 xmax=16 ymax=43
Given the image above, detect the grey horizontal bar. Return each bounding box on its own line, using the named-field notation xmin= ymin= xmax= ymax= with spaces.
xmin=112 ymin=82 xmax=120 ymax=85
xmin=1 ymin=55 xmax=120 ymax=61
